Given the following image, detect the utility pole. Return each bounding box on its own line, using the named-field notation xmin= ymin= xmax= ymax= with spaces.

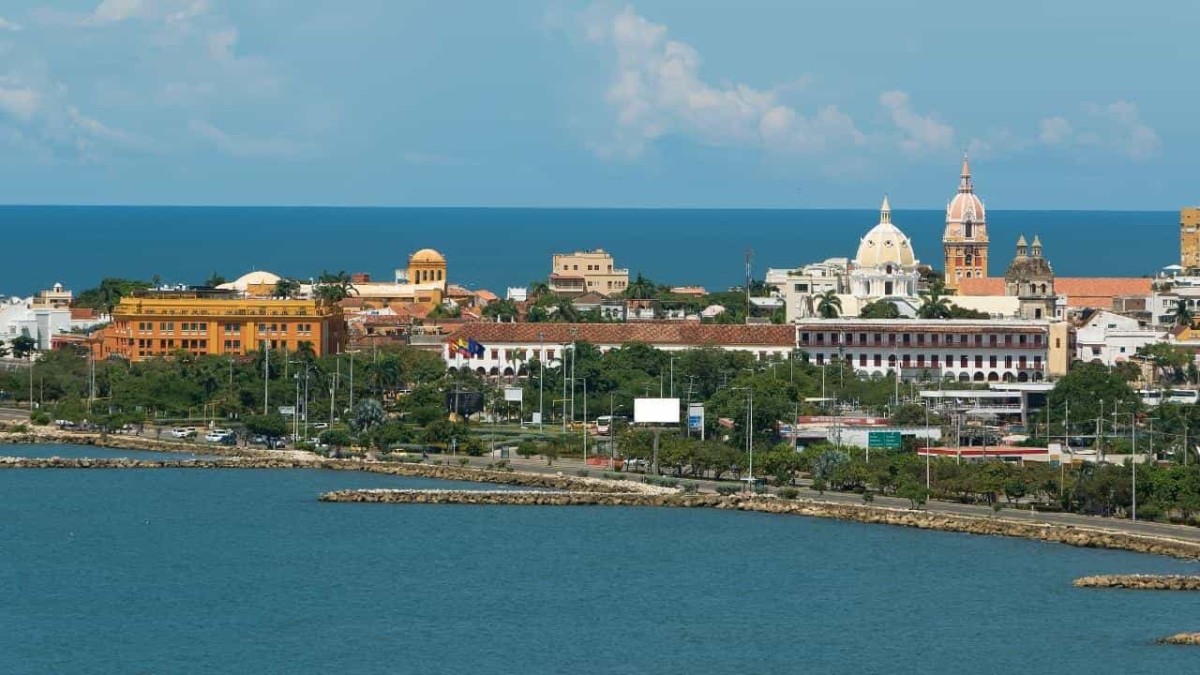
xmin=263 ymin=344 xmax=269 ymax=415
xmin=538 ymin=332 xmax=544 ymax=431
xmin=582 ymin=378 xmax=588 ymax=465
xmin=349 ymin=352 xmax=355 ymax=412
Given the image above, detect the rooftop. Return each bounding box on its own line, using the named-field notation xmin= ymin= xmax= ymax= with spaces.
xmin=447 ymin=322 xmax=796 ymax=347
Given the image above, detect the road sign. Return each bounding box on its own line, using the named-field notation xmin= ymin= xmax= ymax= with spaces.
xmin=868 ymin=431 xmax=902 ymax=449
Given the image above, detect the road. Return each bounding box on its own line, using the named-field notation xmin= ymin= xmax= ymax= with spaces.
xmin=433 ymin=451 xmax=1200 ymax=545
xmin=0 ymin=407 xmax=30 ymax=422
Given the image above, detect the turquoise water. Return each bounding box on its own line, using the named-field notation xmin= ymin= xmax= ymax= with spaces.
xmin=0 ymin=206 xmax=1175 ymax=295
xmin=0 ymin=444 xmax=1198 ymax=674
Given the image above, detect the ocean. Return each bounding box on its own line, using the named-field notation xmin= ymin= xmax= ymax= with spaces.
xmin=0 ymin=443 xmax=1197 ymax=674
xmin=0 ymin=206 xmax=1175 ymax=297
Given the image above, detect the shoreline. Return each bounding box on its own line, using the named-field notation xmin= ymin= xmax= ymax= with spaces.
xmin=5 ymin=430 xmax=1200 ymax=561
xmin=316 ymin=488 xmax=1200 ymax=561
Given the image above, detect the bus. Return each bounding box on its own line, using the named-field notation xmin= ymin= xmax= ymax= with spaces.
xmin=595 ymin=416 xmax=613 ymax=435
xmin=1165 ymin=389 xmax=1199 ymax=405
xmin=1138 ymin=389 xmax=1163 ymax=407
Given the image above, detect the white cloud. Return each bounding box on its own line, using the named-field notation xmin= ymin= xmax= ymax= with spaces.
xmin=0 ymin=16 xmax=23 ymax=31
xmin=1036 ymin=101 xmax=1159 ymax=160
xmin=879 ymin=90 xmax=954 ymax=155
xmin=0 ymin=85 xmax=42 ymax=121
xmin=207 ymin=27 xmax=237 ymax=63
xmin=1037 ymin=117 xmax=1072 ymax=145
xmin=92 ymin=0 xmax=146 ymax=24
xmin=583 ymin=5 xmax=861 ymax=159
xmin=188 ymin=119 xmax=309 ymax=159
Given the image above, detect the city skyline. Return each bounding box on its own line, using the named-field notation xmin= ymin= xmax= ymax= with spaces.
xmin=0 ymin=1 xmax=1191 ymax=209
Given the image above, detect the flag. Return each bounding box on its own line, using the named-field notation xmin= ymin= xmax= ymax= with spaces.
xmin=467 ymin=338 xmax=485 ymax=358
xmin=454 ymin=338 xmax=470 ymax=357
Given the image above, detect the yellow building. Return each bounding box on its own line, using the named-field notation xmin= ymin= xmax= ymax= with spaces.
xmin=407 ymin=248 xmax=447 ymax=285
xmin=97 ymin=289 xmax=346 ymax=361
xmin=549 ymin=249 xmax=629 ymax=295
xmin=942 ymin=156 xmax=989 ymax=291
xmin=1181 ymin=207 xmax=1200 ymax=271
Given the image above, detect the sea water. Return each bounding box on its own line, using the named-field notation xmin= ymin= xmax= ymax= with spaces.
xmin=0 ymin=206 xmax=1175 ymax=296
xmin=0 ymin=444 xmax=1197 ymax=674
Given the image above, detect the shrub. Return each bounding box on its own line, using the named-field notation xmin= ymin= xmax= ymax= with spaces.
xmin=30 ymin=411 xmax=51 ymax=425
xmin=458 ymin=457 xmax=470 ymax=467
xmin=681 ymin=481 xmax=699 ymax=494
xmin=716 ymin=485 xmax=739 ymax=496
xmin=861 ymin=490 xmax=875 ymax=504
xmin=778 ymin=487 xmax=799 ymax=500
xmin=575 ymin=469 xmax=590 ymax=477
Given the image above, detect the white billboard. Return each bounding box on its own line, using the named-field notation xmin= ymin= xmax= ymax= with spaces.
xmin=503 ymin=387 xmax=524 ymax=403
xmin=634 ymin=398 xmax=681 ymax=424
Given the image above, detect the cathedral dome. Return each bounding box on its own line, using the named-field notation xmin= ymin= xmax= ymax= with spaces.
xmin=855 ymin=197 xmax=917 ymax=268
xmin=409 ymin=248 xmax=446 ymax=264
xmin=945 ymin=156 xmax=987 ymax=234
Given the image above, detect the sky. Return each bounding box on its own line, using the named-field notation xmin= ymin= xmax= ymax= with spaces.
xmin=0 ymin=0 xmax=1193 ymax=209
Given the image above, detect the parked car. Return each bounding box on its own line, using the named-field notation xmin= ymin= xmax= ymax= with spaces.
xmin=312 ymin=422 xmax=329 ymax=430
xmin=204 ymin=429 xmax=233 ymax=443
xmin=170 ymin=427 xmax=196 ymax=439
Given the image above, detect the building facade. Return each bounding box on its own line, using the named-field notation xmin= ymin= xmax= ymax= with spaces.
xmin=404 ymin=248 xmax=448 ymax=285
xmin=1075 ymin=309 xmax=1167 ymax=367
xmin=850 ymin=197 xmax=920 ymax=299
xmin=794 ymin=318 xmax=1072 ymax=382
xmin=549 ymin=249 xmax=629 ymax=296
xmin=442 ymin=323 xmax=796 ymax=376
xmin=943 ymin=156 xmax=989 ymax=291
xmin=97 ymin=289 xmax=346 ymax=361
xmin=1182 ymin=207 xmax=1200 ymax=272
xmin=767 ymin=258 xmax=849 ymax=321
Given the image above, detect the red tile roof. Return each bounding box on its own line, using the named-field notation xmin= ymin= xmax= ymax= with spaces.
xmin=955 ymin=276 xmax=1151 ymax=309
xmin=70 ymin=308 xmax=97 ymax=321
xmin=447 ymin=322 xmax=796 ymax=347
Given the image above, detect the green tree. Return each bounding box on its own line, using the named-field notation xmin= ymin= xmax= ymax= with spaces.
xmin=948 ymin=304 xmax=990 ymax=319
xmin=624 ymin=273 xmax=658 ymax=300
xmin=314 ymin=270 xmax=358 ymax=303
xmin=10 ymin=335 xmax=36 ymax=359
xmin=816 ymin=290 xmax=842 ymax=319
xmin=917 ymin=288 xmax=952 ymax=319
xmin=482 ymin=298 xmax=519 ymax=321
xmin=350 ymin=398 xmax=386 ymax=435
xmin=860 ymin=300 xmax=901 ymax=319
xmin=245 ymin=414 xmax=289 ymax=441
xmin=897 ymin=479 xmax=930 ymax=509
xmin=273 ymin=278 xmax=301 ymax=299
xmin=204 ymin=272 xmax=227 ymax=287
xmin=427 ymin=303 xmax=462 ymax=319
xmin=0 ymin=339 xmax=8 ymax=359
xmin=1171 ymin=301 xmax=1194 ymax=328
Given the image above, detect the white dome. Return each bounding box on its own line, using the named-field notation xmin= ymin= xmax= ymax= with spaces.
xmin=219 ymin=270 xmax=282 ymax=291
xmin=855 ymin=197 xmax=917 ymax=268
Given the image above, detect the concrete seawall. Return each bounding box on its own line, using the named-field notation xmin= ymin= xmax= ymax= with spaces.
xmin=318 ymin=489 xmax=1200 ymax=561
xmin=1158 ymin=633 xmax=1200 ymax=645
xmin=1074 ymin=575 xmax=1200 ymax=591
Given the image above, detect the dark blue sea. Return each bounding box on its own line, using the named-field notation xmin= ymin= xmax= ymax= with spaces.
xmin=0 ymin=207 xmax=1174 ymax=296
xmin=0 ymin=444 xmax=1197 ymax=674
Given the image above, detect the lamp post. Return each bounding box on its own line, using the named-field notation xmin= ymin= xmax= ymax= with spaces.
xmin=581 ymin=378 xmax=588 ymax=466
xmin=537 ymin=331 xmax=544 ymax=431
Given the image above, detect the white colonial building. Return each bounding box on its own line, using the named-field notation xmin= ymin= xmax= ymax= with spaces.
xmin=766 ymin=258 xmax=849 ymax=321
xmin=794 ymin=318 xmax=1073 ymax=382
xmin=1074 ymin=309 xmax=1167 ymax=366
xmin=849 ymin=197 xmax=921 ymax=300
xmin=442 ymin=323 xmax=797 ymax=376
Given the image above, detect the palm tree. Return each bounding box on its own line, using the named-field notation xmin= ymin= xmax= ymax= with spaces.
xmin=551 ymin=297 xmax=581 ymax=323
xmin=482 ymin=298 xmax=519 ymax=322
xmin=529 ymin=280 xmax=551 ymax=299
xmin=273 ymin=278 xmax=301 ymax=299
xmin=624 ymin=272 xmax=658 ymax=300
xmin=816 ymin=290 xmax=842 ymax=319
xmin=917 ymin=288 xmax=952 ymax=319
xmin=10 ymin=334 xmax=36 ymax=359
xmin=205 ymin=272 xmax=227 ymax=287
xmin=314 ymin=270 xmax=357 ymax=303
xmin=296 ymin=340 xmax=317 ymax=363
xmin=1172 ymin=301 xmax=1194 ymax=328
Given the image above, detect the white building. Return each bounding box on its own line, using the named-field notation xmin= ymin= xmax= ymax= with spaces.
xmin=442 ymin=323 xmax=797 ymax=376
xmin=0 ymin=285 xmax=106 ymax=351
xmin=1074 ymin=309 xmax=1167 ymax=366
xmin=849 ymin=197 xmax=921 ymax=300
xmin=767 ymin=258 xmax=849 ymax=321
xmin=795 ymin=318 xmax=1073 ymax=382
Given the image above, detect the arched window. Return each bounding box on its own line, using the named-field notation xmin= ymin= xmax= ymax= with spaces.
xmin=964 ymin=221 xmax=973 ymax=239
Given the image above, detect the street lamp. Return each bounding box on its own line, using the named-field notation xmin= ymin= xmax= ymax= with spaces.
xmin=537 ymin=331 xmax=545 ymax=431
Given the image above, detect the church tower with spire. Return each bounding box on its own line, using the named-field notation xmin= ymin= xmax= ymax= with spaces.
xmin=942 ymin=155 xmax=989 ymax=291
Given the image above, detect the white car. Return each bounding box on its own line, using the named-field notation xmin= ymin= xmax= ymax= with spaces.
xmin=204 ymin=429 xmax=233 ymax=442
xmin=170 ymin=427 xmax=196 ymax=439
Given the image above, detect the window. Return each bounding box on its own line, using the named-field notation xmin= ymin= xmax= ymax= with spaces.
xmin=859 ymin=354 xmax=867 ymax=366
xmin=975 ymin=355 xmax=983 ymax=368
xmin=989 ymin=355 xmax=997 ymax=367
xmin=1019 ymin=356 xmax=1028 ymax=368
xmin=931 ymin=355 xmax=939 ymax=367
xmin=917 ymin=355 xmax=924 ymax=367
xmin=874 ymin=354 xmax=882 ymax=367
xmin=960 ymin=355 xmax=968 ymax=368
xmin=816 ymin=354 xmax=824 ymax=365
xmin=1005 ymin=355 xmax=1012 ymax=368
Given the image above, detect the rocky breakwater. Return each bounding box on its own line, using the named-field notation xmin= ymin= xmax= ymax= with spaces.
xmin=318 ymin=462 xmax=674 ymax=494
xmin=316 ymin=490 xmax=1200 ymax=561
xmin=1073 ymin=575 xmax=1200 ymax=591
xmin=0 ymin=426 xmax=275 ymax=459
xmin=1157 ymin=633 xmax=1200 ymax=645
xmin=0 ymin=457 xmax=318 ymax=470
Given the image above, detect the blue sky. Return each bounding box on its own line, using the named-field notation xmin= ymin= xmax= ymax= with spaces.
xmin=0 ymin=0 xmax=1192 ymax=209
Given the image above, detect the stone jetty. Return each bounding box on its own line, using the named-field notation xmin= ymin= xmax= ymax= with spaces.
xmin=1157 ymin=633 xmax=1200 ymax=645
xmin=318 ymin=488 xmax=1200 ymax=561
xmin=1073 ymin=575 xmax=1200 ymax=591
